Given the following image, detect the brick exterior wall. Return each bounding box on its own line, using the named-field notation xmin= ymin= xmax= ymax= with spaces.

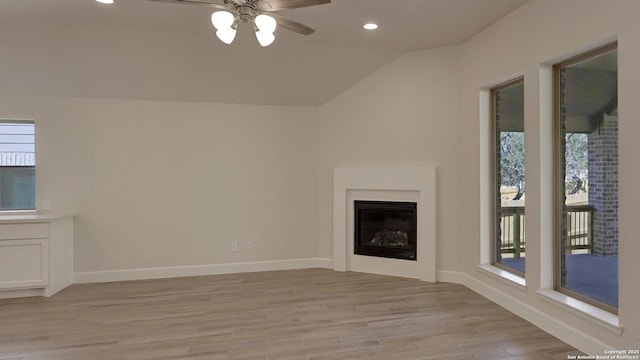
xmin=495 ymin=91 xmax=503 ymax=263
xmin=559 ymin=70 xmax=568 ymax=284
xmin=588 ymin=114 xmax=619 ymax=256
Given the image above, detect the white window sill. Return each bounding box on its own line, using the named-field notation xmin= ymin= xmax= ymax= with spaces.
xmin=0 ymin=210 xmax=37 ymax=215
xmin=536 ymin=289 xmax=622 ymax=335
xmin=0 ymin=213 xmax=73 ymax=224
xmin=477 ymin=264 xmax=527 ymax=291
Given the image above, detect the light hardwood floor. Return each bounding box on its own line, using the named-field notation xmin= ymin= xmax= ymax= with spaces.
xmin=0 ymin=269 xmax=582 ymax=360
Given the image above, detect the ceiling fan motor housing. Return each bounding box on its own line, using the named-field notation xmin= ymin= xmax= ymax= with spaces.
xmin=238 ymin=6 xmax=257 ymax=22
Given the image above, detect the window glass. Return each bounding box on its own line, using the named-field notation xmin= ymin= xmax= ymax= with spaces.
xmin=0 ymin=121 xmax=35 ymax=210
xmin=556 ymin=46 xmax=618 ymax=311
xmin=493 ymin=79 xmax=525 ymax=275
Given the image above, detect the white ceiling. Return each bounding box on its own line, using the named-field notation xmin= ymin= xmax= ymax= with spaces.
xmin=0 ymin=0 xmax=528 ymax=106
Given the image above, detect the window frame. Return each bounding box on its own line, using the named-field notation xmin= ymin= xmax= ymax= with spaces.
xmin=553 ymin=42 xmax=618 ymax=314
xmin=490 ymin=77 xmax=526 ymax=277
xmin=0 ymin=119 xmax=36 ymax=212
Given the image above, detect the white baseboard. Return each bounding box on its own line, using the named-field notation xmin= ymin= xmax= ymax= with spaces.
xmin=74 ymin=257 xmax=334 ymax=284
xmin=437 ymin=270 xmax=611 ymax=355
xmin=0 ymin=288 xmax=45 ymax=299
xmin=436 ymin=270 xmax=467 ymax=284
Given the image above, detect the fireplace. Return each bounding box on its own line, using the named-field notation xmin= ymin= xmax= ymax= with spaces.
xmin=333 ymin=166 xmax=436 ymax=280
xmin=354 ymin=200 xmax=417 ymax=261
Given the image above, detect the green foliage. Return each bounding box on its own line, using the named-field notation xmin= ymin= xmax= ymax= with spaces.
xmin=565 ymin=133 xmax=588 ymax=194
xmin=499 ymin=131 xmax=589 ymax=199
xmin=500 ymin=132 xmax=525 ymax=198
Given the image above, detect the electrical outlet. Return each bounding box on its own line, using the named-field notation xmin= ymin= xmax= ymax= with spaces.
xmin=247 ymin=241 xmax=254 ymax=251
xmin=231 ymin=241 xmax=238 ymax=252
xmin=43 ymin=200 xmax=51 ymax=210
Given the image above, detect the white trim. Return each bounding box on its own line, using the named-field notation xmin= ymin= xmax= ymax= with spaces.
xmin=440 ymin=270 xmax=614 ymax=355
xmin=314 ymin=257 xmax=334 ymax=269
xmin=0 ymin=288 xmax=45 ymax=299
xmin=0 ymin=210 xmax=38 ymax=216
xmin=477 ymin=264 xmax=527 ymax=290
xmin=536 ymin=289 xmax=622 ymax=334
xmin=0 ymin=213 xmax=75 ymax=224
xmin=478 ymin=88 xmax=493 ymax=266
xmin=437 ymin=270 xmax=467 ymax=284
xmin=74 ymin=258 xmax=333 ymax=284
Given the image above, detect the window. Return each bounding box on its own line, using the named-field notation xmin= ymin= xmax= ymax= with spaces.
xmin=492 ymin=78 xmax=525 ymax=275
xmin=0 ymin=120 xmax=35 ymax=211
xmin=554 ymin=43 xmax=618 ymax=312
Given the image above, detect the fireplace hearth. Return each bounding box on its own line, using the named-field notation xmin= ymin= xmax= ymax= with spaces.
xmin=354 ymin=200 xmax=417 ymax=261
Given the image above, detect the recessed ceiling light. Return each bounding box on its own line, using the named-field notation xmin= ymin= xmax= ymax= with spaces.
xmin=363 ymin=23 xmax=378 ymax=30
xmin=96 ymin=0 xmax=114 ymax=4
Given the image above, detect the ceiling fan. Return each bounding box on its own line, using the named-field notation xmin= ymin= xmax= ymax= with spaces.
xmin=147 ymin=0 xmax=331 ymax=46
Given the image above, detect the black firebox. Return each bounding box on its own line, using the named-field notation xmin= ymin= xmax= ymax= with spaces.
xmin=354 ymin=200 xmax=417 ymax=261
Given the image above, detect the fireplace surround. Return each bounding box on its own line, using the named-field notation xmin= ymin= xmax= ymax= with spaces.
xmin=333 ymin=166 xmax=437 ymax=281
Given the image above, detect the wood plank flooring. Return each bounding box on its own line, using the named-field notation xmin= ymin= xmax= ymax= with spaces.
xmin=0 ymin=269 xmax=582 ymax=360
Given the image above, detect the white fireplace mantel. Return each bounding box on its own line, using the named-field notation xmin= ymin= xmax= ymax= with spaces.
xmin=333 ymin=166 xmax=437 ymax=281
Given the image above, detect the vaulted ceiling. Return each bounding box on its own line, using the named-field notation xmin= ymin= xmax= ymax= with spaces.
xmin=0 ymin=0 xmax=528 ymax=106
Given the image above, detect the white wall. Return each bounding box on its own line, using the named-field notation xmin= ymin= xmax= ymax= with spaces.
xmin=0 ymin=95 xmax=319 ymax=274
xmin=317 ymin=0 xmax=640 ymax=350
xmin=316 ymin=46 xmax=461 ymax=270
xmin=457 ymin=0 xmax=639 ymax=350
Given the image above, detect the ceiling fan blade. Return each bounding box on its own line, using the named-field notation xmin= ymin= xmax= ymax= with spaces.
xmin=257 ymin=0 xmax=331 ymax=11
xmin=146 ymin=0 xmax=228 ymax=10
xmin=270 ymin=13 xmax=315 ymax=35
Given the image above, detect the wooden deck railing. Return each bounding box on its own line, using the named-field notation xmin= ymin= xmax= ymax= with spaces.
xmin=499 ymin=205 xmax=593 ymax=257
xmin=499 ymin=206 xmax=525 ymax=258
xmin=564 ymin=205 xmax=593 ymax=253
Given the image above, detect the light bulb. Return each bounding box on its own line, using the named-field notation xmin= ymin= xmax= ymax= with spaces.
xmin=255 ymin=30 xmax=275 ymax=47
xmin=211 ymin=11 xmax=235 ymax=30
xmin=255 ymin=14 xmax=277 ymax=34
xmin=96 ymin=0 xmax=114 ymax=3
xmin=216 ymin=28 xmax=237 ymax=44
xmin=363 ymin=23 xmax=378 ymax=30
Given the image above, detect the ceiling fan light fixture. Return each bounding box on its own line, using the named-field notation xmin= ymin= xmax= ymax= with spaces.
xmin=255 ymin=14 xmax=277 ymax=33
xmin=211 ymin=11 xmax=235 ymax=30
xmin=254 ymin=14 xmax=276 ymax=47
xmin=145 ymin=0 xmax=328 ymax=46
xmin=216 ymin=28 xmax=237 ymax=44
xmin=255 ymin=30 xmax=275 ymax=47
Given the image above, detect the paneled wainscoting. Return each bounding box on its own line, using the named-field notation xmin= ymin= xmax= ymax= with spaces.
xmin=0 ymin=269 xmax=580 ymax=359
